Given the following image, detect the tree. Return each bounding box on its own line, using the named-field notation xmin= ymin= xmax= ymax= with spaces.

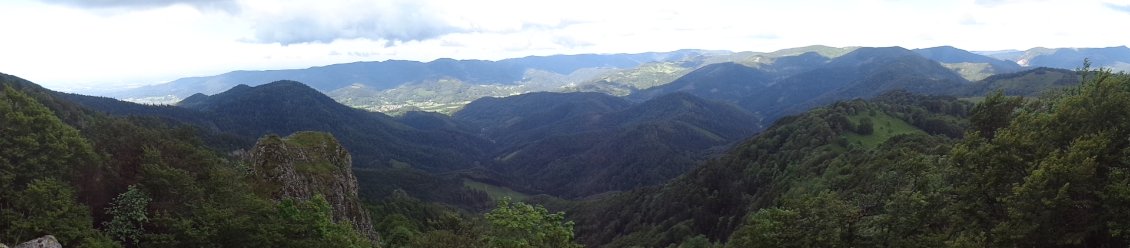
xmin=485 ymin=198 xmax=581 ymax=248
xmin=0 ymin=85 xmax=112 ymax=247
xmin=270 ymin=194 xmax=371 ymax=248
xmin=968 ymin=90 xmax=1021 ymax=139
xmin=726 ymin=191 xmax=860 ymax=248
xmin=0 ymin=179 xmax=114 ymax=247
xmin=856 ymin=117 xmax=874 ymax=135
xmin=104 ymin=185 xmax=151 ymax=247
xmin=947 ymin=64 xmax=1130 ymax=246
xmin=411 ymin=230 xmax=483 ymax=248
xmin=0 ymin=85 xmax=99 ymax=196
xmin=673 ymin=234 xmax=718 ymax=248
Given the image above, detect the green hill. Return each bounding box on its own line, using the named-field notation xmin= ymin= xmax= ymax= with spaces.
xmin=572 ymin=68 xmax=1130 ymax=247
xmin=0 ymin=73 xmax=374 ymax=247
xmin=456 ymin=92 xmax=761 ymax=198
xmin=570 ymin=90 xmax=971 ymax=247
xmin=953 ymin=67 xmax=1081 ymax=97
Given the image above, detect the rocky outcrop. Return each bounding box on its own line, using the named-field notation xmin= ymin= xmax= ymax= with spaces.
xmin=248 ymin=131 xmax=379 ymax=244
xmin=12 ymin=235 xmax=61 ymax=248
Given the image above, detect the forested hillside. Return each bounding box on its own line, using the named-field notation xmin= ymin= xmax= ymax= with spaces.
xmin=3 ymin=57 xmax=1124 ymax=247
xmin=571 ymin=66 xmax=1130 ymax=247
xmin=633 ymin=47 xmax=971 ymax=122
xmin=458 ymin=92 xmax=761 ymax=197
xmin=571 ymin=90 xmax=971 ymax=247
xmin=0 ymin=73 xmax=583 ymax=248
xmin=0 ymin=74 xmax=374 ymax=247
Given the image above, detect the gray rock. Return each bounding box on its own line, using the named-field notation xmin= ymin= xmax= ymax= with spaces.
xmin=13 ymin=235 xmax=61 ymax=248
xmin=249 ymin=131 xmax=380 ymax=244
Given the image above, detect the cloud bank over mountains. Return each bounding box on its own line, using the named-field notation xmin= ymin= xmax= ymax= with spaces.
xmin=4 ymin=0 xmax=1129 ymax=90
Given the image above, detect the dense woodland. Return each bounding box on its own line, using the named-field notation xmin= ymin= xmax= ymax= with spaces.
xmin=3 ymin=52 xmax=1130 ymax=247
xmin=572 ymin=65 xmax=1130 ymax=247
xmin=0 ymin=74 xmax=581 ymax=247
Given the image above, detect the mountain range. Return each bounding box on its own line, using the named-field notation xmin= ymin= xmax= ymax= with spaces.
xmin=8 ymin=42 xmax=1130 ymax=247
xmin=52 ymin=44 xmax=1099 ymax=200
xmin=979 ymin=45 xmax=1130 ymax=71
xmin=88 ymin=45 xmax=1128 ymax=115
xmin=28 ymin=74 xmax=764 ymax=200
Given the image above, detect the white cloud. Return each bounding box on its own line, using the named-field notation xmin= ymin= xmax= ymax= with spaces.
xmin=240 ymin=0 xmax=460 ymax=44
xmin=40 ymin=0 xmax=237 ymax=11
xmin=0 ymin=0 xmax=1127 ymax=91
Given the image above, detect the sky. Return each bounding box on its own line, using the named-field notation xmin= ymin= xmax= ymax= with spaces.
xmin=1 ymin=0 xmax=1129 ymax=91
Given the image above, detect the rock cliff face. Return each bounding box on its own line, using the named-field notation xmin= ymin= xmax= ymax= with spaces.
xmin=248 ymin=131 xmax=379 ymax=244
xmin=11 ymin=235 xmax=61 ymax=248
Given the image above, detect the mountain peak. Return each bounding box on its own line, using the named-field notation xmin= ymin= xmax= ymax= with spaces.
xmin=176 ymin=92 xmax=210 ymax=108
xmin=257 ymin=80 xmax=315 ymax=90
xmin=768 ymin=45 xmax=859 ymax=58
xmin=229 ymin=84 xmax=253 ymax=92
xmin=178 ymin=80 xmax=345 ymax=114
xmin=913 ymin=46 xmax=1021 ymax=76
xmin=827 ymin=46 xmax=917 ymax=67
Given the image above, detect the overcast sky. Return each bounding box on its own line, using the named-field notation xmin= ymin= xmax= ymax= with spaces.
xmin=2 ymin=0 xmax=1129 ymax=91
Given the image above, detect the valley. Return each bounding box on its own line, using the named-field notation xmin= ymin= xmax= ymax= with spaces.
xmin=6 ymin=0 xmax=1130 ymax=246
xmin=3 ymin=44 xmax=1129 ymax=247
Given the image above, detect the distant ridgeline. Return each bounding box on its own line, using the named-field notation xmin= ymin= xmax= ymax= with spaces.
xmin=4 ymin=44 xmax=1127 ymax=247
xmin=95 ymin=45 xmax=1127 ymax=115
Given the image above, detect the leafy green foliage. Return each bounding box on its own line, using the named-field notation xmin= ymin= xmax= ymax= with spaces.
xmin=464 ymin=179 xmax=533 ymax=201
xmin=727 ymin=191 xmax=860 ymax=248
xmin=0 ymin=85 xmax=100 ymax=196
xmin=571 ymin=91 xmax=970 ymax=247
xmin=6 ymin=52 xmax=1128 ymax=247
xmin=354 ymin=167 xmax=494 ymax=211
xmin=1 ymin=75 xmax=378 ymax=247
xmin=855 ymin=117 xmax=874 ymax=135
xmin=947 ymin=65 xmax=1130 ymax=246
xmin=269 ymin=195 xmax=372 ymax=248
xmin=0 ymin=179 xmax=114 ymax=247
xmin=0 ymin=85 xmax=110 ymax=247
xmin=103 ymin=185 xmax=150 ymax=246
xmin=578 ymin=64 xmax=1130 ymax=247
xmin=485 ymin=198 xmax=581 ymax=248
xmin=369 ymin=190 xmax=483 ymax=248
xmin=670 ymin=234 xmax=719 ymax=248
xmin=952 ymin=67 xmax=1080 ymax=97
xmin=967 ymin=90 xmax=1023 ymax=139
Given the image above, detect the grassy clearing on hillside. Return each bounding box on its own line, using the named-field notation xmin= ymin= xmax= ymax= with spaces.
xmin=841 ymin=111 xmax=925 ymax=148
xmin=463 ymin=179 xmax=532 ymax=201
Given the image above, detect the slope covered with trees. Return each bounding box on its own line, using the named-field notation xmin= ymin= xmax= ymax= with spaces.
xmin=951 ymin=67 xmax=1081 ymax=97
xmin=913 ymin=46 xmax=1022 ymax=80
xmin=67 ymin=80 xmax=494 ymax=171
xmin=455 ymin=92 xmax=761 ymax=198
xmin=571 ymin=66 xmax=1130 ymax=247
xmin=0 ymin=73 xmax=374 ymax=247
xmin=633 ymin=47 xmax=971 ymax=124
xmin=570 ymin=90 xmax=970 ymax=247
xmin=2 ymin=73 xmax=589 ymax=248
